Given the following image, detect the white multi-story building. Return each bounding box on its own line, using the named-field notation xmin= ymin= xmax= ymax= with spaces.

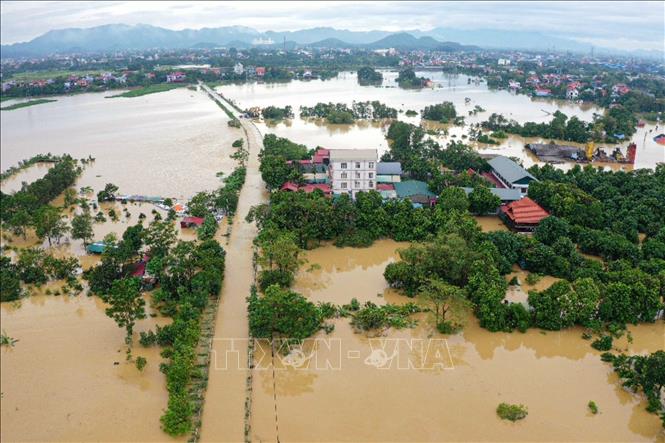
xmin=328 ymin=149 xmax=378 ymax=198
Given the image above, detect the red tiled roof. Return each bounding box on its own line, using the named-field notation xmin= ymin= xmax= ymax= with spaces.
xmin=301 ymin=183 xmax=331 ymax=194
xmin=312 ymin=148 xmax=330 ymax=164
xmin=131 ymin=261 xmax=146 ymax=277
xmin=181 ymin=216 xmax=205 ymax=225
xmin=481 ymin=171 xmax=506 ymax=188
xmin=280 ymin=182 xmax=300 ymax=192
xmin=500 ymin=197 xmax=549 ymax=225
xmin=280 ymin=182 xmax=331 ymax=194
xmin=377 ymin=183 xmax=395 ymax=191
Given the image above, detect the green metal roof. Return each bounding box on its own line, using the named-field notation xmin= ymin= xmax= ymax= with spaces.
xmin=394 ymin=180 xmax=435 ymax=199
xmin=86 ymin=242 xmax=107 ymax=254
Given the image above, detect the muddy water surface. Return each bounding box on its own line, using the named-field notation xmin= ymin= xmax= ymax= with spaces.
xmin=251 ymin=241 xmax=665 ymax=442
xmin=0 ymin=293 xmax=183 ymax=442
xmin=218 ymin=71 xmax=663 ymax=169
xmin=1 ymin=88 xmax=242 ymax=199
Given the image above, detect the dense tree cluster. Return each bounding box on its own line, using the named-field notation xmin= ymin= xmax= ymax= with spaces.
xmin=421 ymin=101 xmax=458 ymax=124
xmin=94 ymin=219 xmax=226 ymax=436
xmin=383 ymin=121 xmax=489 ymax=181
xmin=481 ymin=108 xmax=637 ymax=143
xmin=602 ymin=351 xmax=665 ymax=427
xmin=299 ymin=101 xmax=398 ymax=123
xmin=261 ymin=105 xmax=293 ymax=120
xmin=396 ymin=68 xmax=430 ymax=89
xmin=0 ymin=252 xmax=80 ymax=301
xmin=356 ymin=66 xmax=383 ymax=85
xmin=0 ymin=156 xmax=81 ymax=228
xmin=187 ymin=166 xmax=246 ymax=222
xmin=258 ymin=134 xmax=310 ymax=190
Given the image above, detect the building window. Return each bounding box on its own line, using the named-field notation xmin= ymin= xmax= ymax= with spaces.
xmin=341 ymin=162 xmax=347 ymax=169
xmin=368 ymin=172 xmax=374 ymax=179
xmin=369 ymin=162 xmax=374 ymax=168
xmin=355 ymin=172 xmax=361 ymax=179
xmin=341 ymin=172 xmax=348 ymax=179
xmin=369 ymin=180 xmax=374 ymax=188
xmin=354 ymin=181 xmax=361 ymax=188
xmin=355 ymin=162 xmax=361 ymax=168
xmin=341 ymin=182 xmax=347 ymax=189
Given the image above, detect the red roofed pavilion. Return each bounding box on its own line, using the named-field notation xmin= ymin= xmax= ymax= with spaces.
xmin=499 ymin=197 xmax=549 ymax=232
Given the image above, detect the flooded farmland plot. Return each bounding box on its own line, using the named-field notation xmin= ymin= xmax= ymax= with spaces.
xmin=249 ymin=241 xmax=665 ymax=443
xmin=0 ymin=293 xmax=183 ymax=442
xmin=1 ymin=87 xmax=243 ymax=199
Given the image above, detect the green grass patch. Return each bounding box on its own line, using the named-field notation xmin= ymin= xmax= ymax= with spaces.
xmin=108 ymin=83 xmax=184 ymax=98
xmin=1 ymin=99 xmax=57 ymax=111
xmin=497 ymin=403 xmax=528 ymax=421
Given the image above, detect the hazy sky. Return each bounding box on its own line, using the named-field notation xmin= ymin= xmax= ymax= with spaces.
xmin=1 ymin=1 xmax=664 ymax=50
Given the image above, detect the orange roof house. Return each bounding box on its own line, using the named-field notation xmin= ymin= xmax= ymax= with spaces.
xmin=499 ymin=197 xmax=549 ymax=232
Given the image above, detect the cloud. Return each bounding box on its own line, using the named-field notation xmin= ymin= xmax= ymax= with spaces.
xmin=1 ymin=0 xmax=663 ymax=51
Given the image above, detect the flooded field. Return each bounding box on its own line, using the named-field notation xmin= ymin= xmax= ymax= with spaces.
xmin=1 ymin=88 xmax=242 ymax=199
xmin=250 ymin=241 xmax=665 ymax=442
xmin=0 ymin=293 xmax=183 ymax=442
xmin=0 ymin=87 xmax=239 ymax=442
xmin=218 ymin=71 xmax=664 ymax=170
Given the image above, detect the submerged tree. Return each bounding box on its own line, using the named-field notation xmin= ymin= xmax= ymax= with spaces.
xmin=105 ymin=277 xmax=146 ymax=348
xmin=71 ymin=212 xmax=94 ymax=245
xmin=419 ymin=278 xmax=471 ymax=333
xmin=33 ymin=205 xmax=69 ymax=246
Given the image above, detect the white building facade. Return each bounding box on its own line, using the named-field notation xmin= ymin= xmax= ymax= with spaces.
xmin=328 ymin=149 xmax=378 ymax=198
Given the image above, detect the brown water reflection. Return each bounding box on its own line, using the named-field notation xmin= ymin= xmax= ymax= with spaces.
xmin=1 ymin=88 xmax=243 ymax=199
xmin=0 ymin=294 xmax=182 ymax=442
xmin=251 ymin=241 xmax=665 ymax=442
xmin=219 ymin=71 xmax=664 ymax=169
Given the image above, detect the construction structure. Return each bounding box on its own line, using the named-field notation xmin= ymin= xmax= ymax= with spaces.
xmin=526 ymin=142 xmax=636 ymax=164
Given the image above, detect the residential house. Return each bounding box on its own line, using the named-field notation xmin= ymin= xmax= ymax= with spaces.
xmin=280 ymin=182 xmax=332 ymax=196
xmin=86 ymin=242 xmax=108 ymax=254
xmin=376 ymin=162 xmax=402 ymax=183
xmin=394 ymin=180 xmax=436 ymax=207
xmin=377 ymin=183 xmax=397 ymax=199
xmin=612 ymin=83 xmax=631 ymax=96
xmin=180 ymin=216 xmax=205 ymax=228
xmin=166 ymin=71 xmax=186 ymax=83
xmin=487 ymin=155 xmax=538 ymax=196
xmin=255 ymin=66 xmax=266 ymax=77
xmin=328 ymin=149 xmax=378 ymax=198
xmin=566 ymin=88 xmax=579 ymax=99
xmin=534 ymin=87 xmax=552 ymax=97
xmin=460 ymin=186 xmax=522 ymax=206
xmin=499 ymin=197 xmax=549 ymax=232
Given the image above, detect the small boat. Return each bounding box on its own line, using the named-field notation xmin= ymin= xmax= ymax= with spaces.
xmin=654 ymin=134 xmax=665 ymax=146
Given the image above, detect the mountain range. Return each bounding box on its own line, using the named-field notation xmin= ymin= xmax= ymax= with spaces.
xmin=1 ymin=24 xmax=660 ymax=58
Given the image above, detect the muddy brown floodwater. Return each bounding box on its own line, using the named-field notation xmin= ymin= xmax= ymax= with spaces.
xmin=1 ymin=88 xmax=243 ymax=199
xmin=0 ymin=86 xmax=238 ymax=442
xmin=0 ymin=292 xmax=184 ymax=442
xmin=218 ymin=71 xmax=664 ymax=170
xmin=249 ymin=240 xmax=665 ymax=442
